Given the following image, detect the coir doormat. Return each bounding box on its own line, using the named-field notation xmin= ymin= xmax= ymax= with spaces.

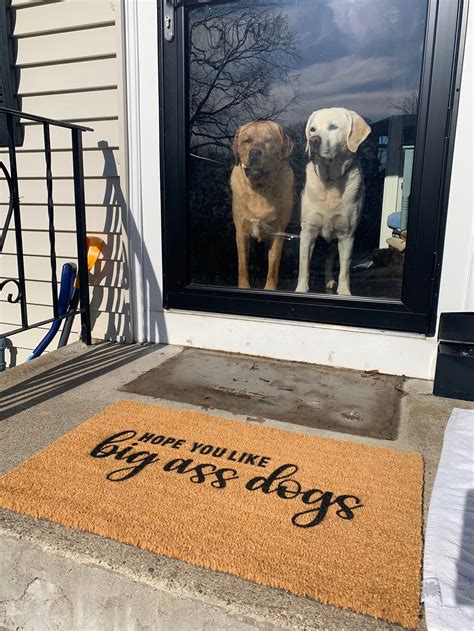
xmin=0 ymin=401 xmax=423 ymax=628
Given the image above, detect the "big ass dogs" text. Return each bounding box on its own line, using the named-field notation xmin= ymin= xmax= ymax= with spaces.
xmin=90 ymin=430 xmax=363 ymax=528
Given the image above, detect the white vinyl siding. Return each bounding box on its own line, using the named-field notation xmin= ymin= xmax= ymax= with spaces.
xmin=18 ymin=59 xmax=118 ymax=95
xmin=1 ymin=0 xmax=130 ymax=366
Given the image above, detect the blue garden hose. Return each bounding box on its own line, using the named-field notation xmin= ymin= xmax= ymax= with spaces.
xmin=27 ymin=262 xmax=77 ymax=361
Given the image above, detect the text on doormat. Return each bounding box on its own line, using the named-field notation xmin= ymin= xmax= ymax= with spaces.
xmin=89 ymin=429 xmax=364 ymax=528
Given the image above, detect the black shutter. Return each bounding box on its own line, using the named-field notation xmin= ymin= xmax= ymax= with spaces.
xmin=0 ymin=0 xmax=22 ymax=146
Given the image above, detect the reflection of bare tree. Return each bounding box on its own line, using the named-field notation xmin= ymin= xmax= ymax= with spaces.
xmin=189 ymin=5 xmax=300 ymax=156
xmin=390 ymin=91 xmax=419 ymax=115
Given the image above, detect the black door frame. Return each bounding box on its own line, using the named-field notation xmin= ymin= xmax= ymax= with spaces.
xmin=158 ymin=0 xmax=468 ymax=335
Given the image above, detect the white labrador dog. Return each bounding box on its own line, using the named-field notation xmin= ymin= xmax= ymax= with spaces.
xmin=296 ymin=108 xmax=371 ymax=295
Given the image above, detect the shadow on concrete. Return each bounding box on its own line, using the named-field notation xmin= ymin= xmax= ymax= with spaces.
xmin=456 ymin=488 xmax=474 ymax=606
xmin=0 ymin=342 xmax=159 ymax=421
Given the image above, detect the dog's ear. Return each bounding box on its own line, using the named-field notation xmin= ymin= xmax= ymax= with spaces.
xmin=279 ymin=128 xmax=294 ymax=160
xmin=345 ymin=110 xmax=371 ymax=153
xmin=305 ymin=113 xmax=316 ymax=155
xmin=232 ymin=129 xmax=241 ymax=165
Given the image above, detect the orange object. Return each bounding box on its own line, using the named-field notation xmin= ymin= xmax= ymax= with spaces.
xmin=74 ymin=236 xmax=104 ymax=288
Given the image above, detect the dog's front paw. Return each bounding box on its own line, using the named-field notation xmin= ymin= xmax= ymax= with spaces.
xmin=337 ymin=285 xmax=352 ymax=296
xmin=295 ymin=283 xmax=309 ymax=293
xmin=326 ymin=280 xmax=337 ymax=290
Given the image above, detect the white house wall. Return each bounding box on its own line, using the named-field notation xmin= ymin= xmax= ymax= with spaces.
xmin=0 ymin=0 xmax=131 ymax=366
xmin=437 ymin=7 xmax=474 ymax=316
xmin=126 ymin=0 xmax=473 ymax=380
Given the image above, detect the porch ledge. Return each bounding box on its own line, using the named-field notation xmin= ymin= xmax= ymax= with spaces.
xmin=1 ymin=341 xmax=472 ymax=630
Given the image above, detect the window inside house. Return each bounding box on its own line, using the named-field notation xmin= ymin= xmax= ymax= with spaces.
xmin=160 ymin=0 xmax=464 ymax=334
xmin=187 ymin=0 xmax=426 ymax=299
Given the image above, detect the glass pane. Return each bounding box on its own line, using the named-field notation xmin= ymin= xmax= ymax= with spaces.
xmin=187 ymin=0 xmax=427 ymax=299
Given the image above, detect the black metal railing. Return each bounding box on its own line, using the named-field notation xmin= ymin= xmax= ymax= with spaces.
xmin=0 ymin=106 xmax=92 ymax=347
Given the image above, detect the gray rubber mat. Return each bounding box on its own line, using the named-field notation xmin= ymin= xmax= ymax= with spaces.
xmin=121 ymin=348 xmax=404 ymax=440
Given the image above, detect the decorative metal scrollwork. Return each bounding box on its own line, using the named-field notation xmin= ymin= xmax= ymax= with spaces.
xmin=0 ymin=160 xmax=14 ymax=251
xmin=0 ymin=278 xmax=22 ymax=303
xmin=1 ymin=161 xmax=23 ymax=305
xmin=0 ymin=105 xmax=92 ymax=343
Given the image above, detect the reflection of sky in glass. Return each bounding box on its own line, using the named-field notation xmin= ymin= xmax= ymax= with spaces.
xmin=188 ymin=0 xmax=428 ymax=149
xmin=272 ymin=0 xmax=427 ymax=124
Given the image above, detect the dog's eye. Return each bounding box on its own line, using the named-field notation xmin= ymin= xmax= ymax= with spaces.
xmin=310 ymin=126 xmax=316 ymax=132
xmin=328 ymin=124 xmax=338 ymax=131
xmin=242 ymin=138 xmax=251 ymax=144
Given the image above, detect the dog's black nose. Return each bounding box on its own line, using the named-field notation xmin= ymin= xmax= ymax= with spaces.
xmin=248 ymin=148 xmax=262 ymax=162
xmin=310 ymin=135 xmax=321 ymax=145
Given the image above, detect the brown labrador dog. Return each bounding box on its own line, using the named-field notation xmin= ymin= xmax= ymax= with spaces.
xmin=231 ymin=120 xmax=294 ymax=290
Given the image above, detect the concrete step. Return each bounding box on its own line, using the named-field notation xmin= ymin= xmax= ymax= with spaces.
xmin=1 ymin=341 xmax=472 ymax=630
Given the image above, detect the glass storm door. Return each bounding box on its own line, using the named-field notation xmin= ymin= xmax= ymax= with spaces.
xmin=159 ymin=0 xmax=466 ymax=334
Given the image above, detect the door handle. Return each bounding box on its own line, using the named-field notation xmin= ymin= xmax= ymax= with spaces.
xmin=163 ymin=0 xmax=176 ymax=43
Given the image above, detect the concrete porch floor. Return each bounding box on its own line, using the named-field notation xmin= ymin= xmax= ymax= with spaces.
xmin=1 ymin=341 xmax=473 ymax=631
